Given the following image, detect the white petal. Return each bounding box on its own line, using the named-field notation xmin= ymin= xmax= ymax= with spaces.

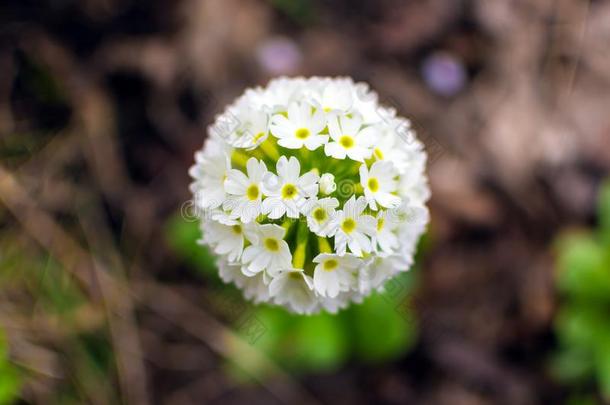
xmin=278 ymin=137 xmax=304 ymax=149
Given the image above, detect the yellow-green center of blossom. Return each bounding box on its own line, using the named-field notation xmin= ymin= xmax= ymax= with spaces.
xmin=264 ymin=238 xmax=280 ymax=252
xmin=339 ymin=135 xmax=355 ymax=149
xmin=367 ymin=177 xmax=379 ymax=192
xmin=313 ymin=207 xmax=327 ymax=222
xmin=289 ymin=272 xmax=302 ymax=279
xmin=341 ymin=218 xmax=356 ymax=234
xmin=232 ymin=225 xmax=242 ymax=234
xmin=374 ymin=147 xmax=384 ymax=160
xmin=323 ymin=259 xmax=338 ymax=271
xmin=246 ymin=184 xmax=260 ymax=200
xmin=377 ymin=218 xmax=385 ymax=232
xmin=295 ymin=128 xmax=310 ymax=139
xmin=281 ymin=184 xmax=297 ymax=199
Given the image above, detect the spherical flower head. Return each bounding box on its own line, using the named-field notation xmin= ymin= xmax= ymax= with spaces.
xmin=190 ymin=77 xmax=430 ymax=314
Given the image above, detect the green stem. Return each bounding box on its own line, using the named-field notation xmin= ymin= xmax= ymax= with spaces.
xmin=281 ymin=218 xmax=293 ymax=231
xmin=231 ymin=150 xmax=250 ymax=169
xmin=259 ymin=138 xmax=280 ymax=161
xmin=317 ymin=237 xmax=332 ymax=254
xmin=292 ymin=221 xmax=309 ymax=269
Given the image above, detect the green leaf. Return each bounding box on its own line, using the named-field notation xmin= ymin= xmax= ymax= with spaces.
xmin=598 ymin=180 xmax=610 ymax=244
xmin=38 ymin=262 xmax=87 ymax=315
xmin=225 ymin=305 xmax=292 ymax=383
xmin=0 ymin=331 xmax=20 ymax=405
xmin=555 ymin=305 xmax=608 ymax=350
xmin=269 ymin=0 xmax=315 ymax=26
xmin=556 ymin=233 xmax=610 ymax=301
xmin=551 ymin=178 xmax=610 ymax=400
xmin=550 ymin=346 xmax=595 ymax=383
xmin=348 ymin=277 xmax=417 ymax=363
xmin=565 ymin=394 xmax=600 ymax=405
xmin=0 ymin=363 xmax=21 ymax=405
xmin=240 ymin=305 xmax=292 ymax=359
xmin=230 ymin=305 xmax=349 ymax=376
xmin=279 ymin=313 xmax=349 ymax=372
xmin=594 ymin=330 xmax=610 ymax=401
xmin=0 ymin=331 xmax=7 ymax=360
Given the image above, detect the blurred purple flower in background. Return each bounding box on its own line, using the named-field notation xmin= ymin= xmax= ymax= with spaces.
xmin=256 ymin=36 xmax=302 ymax=75
xmin=421 ymin=51 xmax=466 ymax=97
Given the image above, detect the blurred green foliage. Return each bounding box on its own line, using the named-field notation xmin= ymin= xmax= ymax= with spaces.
xmin=166 ymin=215 xmax=420 ymax=376
xmin=552 ymin=180 xmax=610 ymax=402
xmin=267 ymin=0 xmax=316 ymax=26
xmin=0 ymin=236 xmax=119 ymax=404
xmin=0 ymin=329 xmax=21 ymax=405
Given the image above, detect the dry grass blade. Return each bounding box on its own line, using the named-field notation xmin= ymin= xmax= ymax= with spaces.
xmin=77 ymin=201 xmax=150 ymax=405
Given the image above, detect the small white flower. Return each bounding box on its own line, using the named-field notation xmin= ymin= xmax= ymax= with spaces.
xmin=397 ymin=151 xmax=430 ymax=206
xmin=313 ymin=253 xmax=362 ymax=298
xmin=209 ymin=209 xmax=239 ymax=225
xmin=394 ymin=204 xmax=429 ymax=257
xmin=270 ymin=102 xmax=328 ymax=150
xmin=360 ymin=161 xmax=402 ymax=210
xmin=320 ymin=291 xmax=361 ymax=314
xmin=324 ymin=113 xmax=377 ymax=162
xmin=225 ymin=103 xmax=270 ymax=149
xmin=352 ymin=82 xmax=381 ymax=124
xmin=330 ymin=196 xmax=376 ymax=256
xmin=372 ymin=210 xmax=399 ymax=255
xmin=189 ymin=141 xmax=231 ymax=210
xmin=241 ymin=224 xmax=292 ymax=276
xmin=262 ymin=156 xmax=319 ymax=219
xmin=312 ymin=78 xmax=354 ymax=113
xmin=269 ymin=268 xmax=317 ymax=314
xmin=303 ymin=197 xmax=339 ymax=237
xmin=203 ymin=220 xmax=248 ymax=263
xmin=319 ymin=173 xmax=336 ymax=195
xmin=223 ymin=158 xmax=268 ymax=223
xmin=358 ymin=256 xmax=402 ymax=293
xmin=256 ymin=77 xmax=306 ymax=110
xmin=218 ymin=261 xmax=270 ymax=303
xmin=370 ymin=117 xmax=413 ymax=171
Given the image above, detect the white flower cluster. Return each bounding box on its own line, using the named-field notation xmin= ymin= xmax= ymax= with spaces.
xmin=190 ymin=77 xmax=430 ymax=314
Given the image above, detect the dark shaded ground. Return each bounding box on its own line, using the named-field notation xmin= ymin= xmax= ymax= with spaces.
xmin=1 ymin=0 xmax=609 ymax=404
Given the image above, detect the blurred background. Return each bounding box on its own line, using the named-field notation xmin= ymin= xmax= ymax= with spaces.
xmin=1 ymin=0 xmax=610 ymax=404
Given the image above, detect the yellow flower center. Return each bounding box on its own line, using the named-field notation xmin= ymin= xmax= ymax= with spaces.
xmin=367 ymin=177 xmax=379 ymax=192
xmin=246 ymin=184 xmax=260 ymax=200
xmin=295 ymin=128 xmax=310 ymax=139
xmin=377 ymin=218 xmax=385 ymax=232
xmin=264 ymin=238 xmax=280 ymax=252
xmin=323 ymin=259 xmax=338 ymax=271
xmin=281 ymin=184 xmax=298 ymax=199
xmin=313 ymin=207 xmax=327 ymax=222
xmin=232 ymin=225 xmax=242 ymax=234
xmin=341 ymin=218 xmax=356 ymax=234
xmin=339 ymin=135 xmax=354 ymax=149
xmin=374 ymin=147 xmax=384 ymax=160
xmin=289 ymin=272 xmax=302 ymax=279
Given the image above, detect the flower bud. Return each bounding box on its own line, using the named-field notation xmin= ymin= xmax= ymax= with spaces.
xmin=319 ymin=173 xmax=336 ymax=195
